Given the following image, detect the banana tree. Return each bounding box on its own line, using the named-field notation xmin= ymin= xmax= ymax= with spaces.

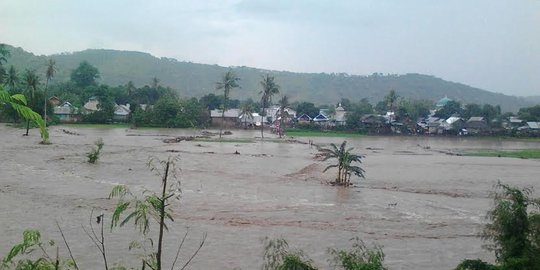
xmin=0 ymin=86 xmax=48 ymax=142
xmin=319 ymin=141 xmax=364 ymax=186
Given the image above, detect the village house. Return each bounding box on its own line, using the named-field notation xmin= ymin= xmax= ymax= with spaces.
xmin=238 ymin=112 xmax=264 ymax=128
xmin=48 ymin=96 xmax=61 ymax=106
xmin=466 ymin=116 xmax=489 ymax=134
xmin=296 ymin=114 xmax=312 ymax=124
xmin=82 ymin=97 xmax=132 ymax=122
xmin=113 ymin=104 xmax=131 ymax=122
xmin=265 ymin=105 xmax=297 ymax=123
xmin=439 ymin=116 xmax=465 ymax=134
xmin=210 ymin=108 xmax=240 ymax=127
xmin=53 ymin=101 xmax=80 ymax=123
xmin=313 ymin=110 xmax=330 ymax=127
xmin=83 ymin=97 xmax=100 ymax=113
xmin=361 ymin=114 xmax=389 ymax=134
xmin=507 ymin=117 xmax=526 ymax=129
xmin=524 ymin=122 xmax=540 ymax=132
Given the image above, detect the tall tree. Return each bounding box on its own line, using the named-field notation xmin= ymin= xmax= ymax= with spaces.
xmin=384 ymin=89 xmax=399 ymax=120
xmin=126 ymin=81 xmax=136 ymax=97
xmin=434 ymin=100 xmax=463 ymax=119
xmin=240 ymin=102 xmax=254 ymax=129
xmin=215 ymin=69 xmax=240 ymax=139
xmin=259 ymin=74 xmax=279 ymax=139
xmin=23 ymin=69 xmax=40 ymax=136
xmin=5 ymin=65 xmax=19 ymax=91
xmin=0 ymin=44 xmax=9 ymax=84
xmin=70 ymin=61 xmax=100 ymax=87
xmin=151 ymin=77 xmax=160 ymax=90
xmin=43 ymin=59 xmax=56 ymax=124
xmin=277 ymin=95 xmax=289 ymax=138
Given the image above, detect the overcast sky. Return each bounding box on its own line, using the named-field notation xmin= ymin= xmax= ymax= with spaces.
xmin=1 ymin=0 xmax=538 ymax=96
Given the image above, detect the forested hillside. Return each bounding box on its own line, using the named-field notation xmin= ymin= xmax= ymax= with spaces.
xmin=4 ymin=45 xmax=532 ymax=111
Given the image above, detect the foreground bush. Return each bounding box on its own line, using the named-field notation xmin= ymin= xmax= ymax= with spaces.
xmin=455 ymin=182 xmax=540 ymax=270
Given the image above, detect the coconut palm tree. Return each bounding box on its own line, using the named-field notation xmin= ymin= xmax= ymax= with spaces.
xmin=0 ymin=86 xmax=48 ymax=142
xmin=259 ymin=74 xmax=279 ymax=139
xmin=319 ymin=141 xmax=364 ymax=186
xmin=23 ymin=69 xmax=40 ymax=136
xmin=240 ymin=102 xmax=254 ymax=129
xmin=6 ymin=65 xmax=19 ymax=91
xmin=216 ymin=69 xmax=240 ymax=138
xmin=126 ymin=80 xmax=136 ymax=97
xmin=0 ymin=44 xmax=9 ymax=84
xmin=151 ymin=76 xmax=160 ymax=90
xmin=277 ymin=95 xmax=289 ymax=138
xmin=43 ymin=59 xmax=56 ymax=124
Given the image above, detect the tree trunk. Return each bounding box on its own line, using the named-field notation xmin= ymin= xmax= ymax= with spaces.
xmin=25 ymin=120 xmax=30 ymax=136
xmin=260 ymin=106 xmax=265 ymax=139
xmin=156 ymin=161 xmax=170 ymax=270
xmin=337 ymin=165 xmax=342 ymax=184
xmin=44 ymin=79 xmax=49 ymax=126
xmin=279 ymin=114 xmax=283 ymax=138
xmin=219 ymin=109 xmax=225 ymax=139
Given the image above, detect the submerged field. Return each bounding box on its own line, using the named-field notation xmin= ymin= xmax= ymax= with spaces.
xmin=1 ymin=124 xmax=539 ymax=269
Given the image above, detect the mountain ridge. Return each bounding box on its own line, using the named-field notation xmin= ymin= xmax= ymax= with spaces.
xmin=3 ymin=44 xmax=534 ymax=112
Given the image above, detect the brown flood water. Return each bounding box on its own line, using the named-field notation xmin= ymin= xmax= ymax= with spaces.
xmin=1 ymin=124 xmax=539 ymax=269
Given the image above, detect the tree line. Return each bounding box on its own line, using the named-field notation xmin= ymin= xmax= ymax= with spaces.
xmin=1 ymin=45 xmax=539 ymax=135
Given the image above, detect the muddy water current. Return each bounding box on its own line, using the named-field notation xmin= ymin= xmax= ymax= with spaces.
xmin=1 ymin=124 xmax=539 ymax=269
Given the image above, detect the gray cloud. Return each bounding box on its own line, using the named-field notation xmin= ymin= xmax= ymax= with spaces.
xmin=0 ymin=0 xmax=538 ymax=96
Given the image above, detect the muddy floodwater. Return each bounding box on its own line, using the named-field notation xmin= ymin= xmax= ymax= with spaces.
xmin=1 ymin=124 xmax=539 ymax=269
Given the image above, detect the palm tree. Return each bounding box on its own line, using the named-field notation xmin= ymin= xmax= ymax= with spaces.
xmin=0 ymin=44 xmax=9 ymax=84
xmin=0 ymin=86 xmax=48 ymax=142
xmin=126 ymin=80 xmax=136 ymax=97
xmin=6 ymin=65 xmax=19 ymax=91
xmin=384 ymin=89 xmax=399 ymax=114
xmin=23 ymin=69 xmax=40 ymax=136
xmin=43 ymin=59 xmax=56 ymax=125
xmin=215 ymin=69 xmax=240 ymax=138
xmin=151 ymin=76 xmax=160 ymax=90
xmin=259 ymin=74 xmax=279 ymax=139
xmin=319 ymin=141 xmax=364 ymax=186
xmin=277 ymin=95 xmax=289 ymax=138
xmin=240 ymin=103 xmax=255 ymax=129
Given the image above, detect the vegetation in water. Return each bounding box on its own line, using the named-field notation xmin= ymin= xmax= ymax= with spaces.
xmin=109 ymin=156 xmax=206 ymax=270
xmin=1 ymin=229 xmax=78 ymax=270
xmin=319 ymin=141 xmax=365 ymax=186
xmin=86 ymin=138 xmax=104 ymax=164
xmin=454 ymin=182 xmax=540 ymax=270
xmin=262 ymin=237 xmax=387 ymax=270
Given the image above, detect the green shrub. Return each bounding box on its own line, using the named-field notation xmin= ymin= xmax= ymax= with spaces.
xmin=328 ymin=237 xmax=386 ymax=270
xmin=87 ymin=138 xmax=104 ymax=163
xmin=454 ymin=259 xmax=498 ymax=270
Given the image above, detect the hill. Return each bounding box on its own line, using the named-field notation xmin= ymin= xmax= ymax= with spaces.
xmin=4 ymin=44 xmax=533 ymax=112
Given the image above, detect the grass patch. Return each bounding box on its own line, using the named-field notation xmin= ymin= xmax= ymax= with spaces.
xmin=464 ymin=149 xmax=540 ymax=159
xmin=285 ymin=129 xmax=365 ymax=138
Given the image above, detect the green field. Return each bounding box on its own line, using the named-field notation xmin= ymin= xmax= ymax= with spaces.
xmin=285 ymin=129 xmax=364 ymax=138
xmin=464 ymin=149 xmax=540 ymax=159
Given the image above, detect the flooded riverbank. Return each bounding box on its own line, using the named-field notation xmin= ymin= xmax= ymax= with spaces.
xmin=1 ymin=124 xmax=539 ymax=269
